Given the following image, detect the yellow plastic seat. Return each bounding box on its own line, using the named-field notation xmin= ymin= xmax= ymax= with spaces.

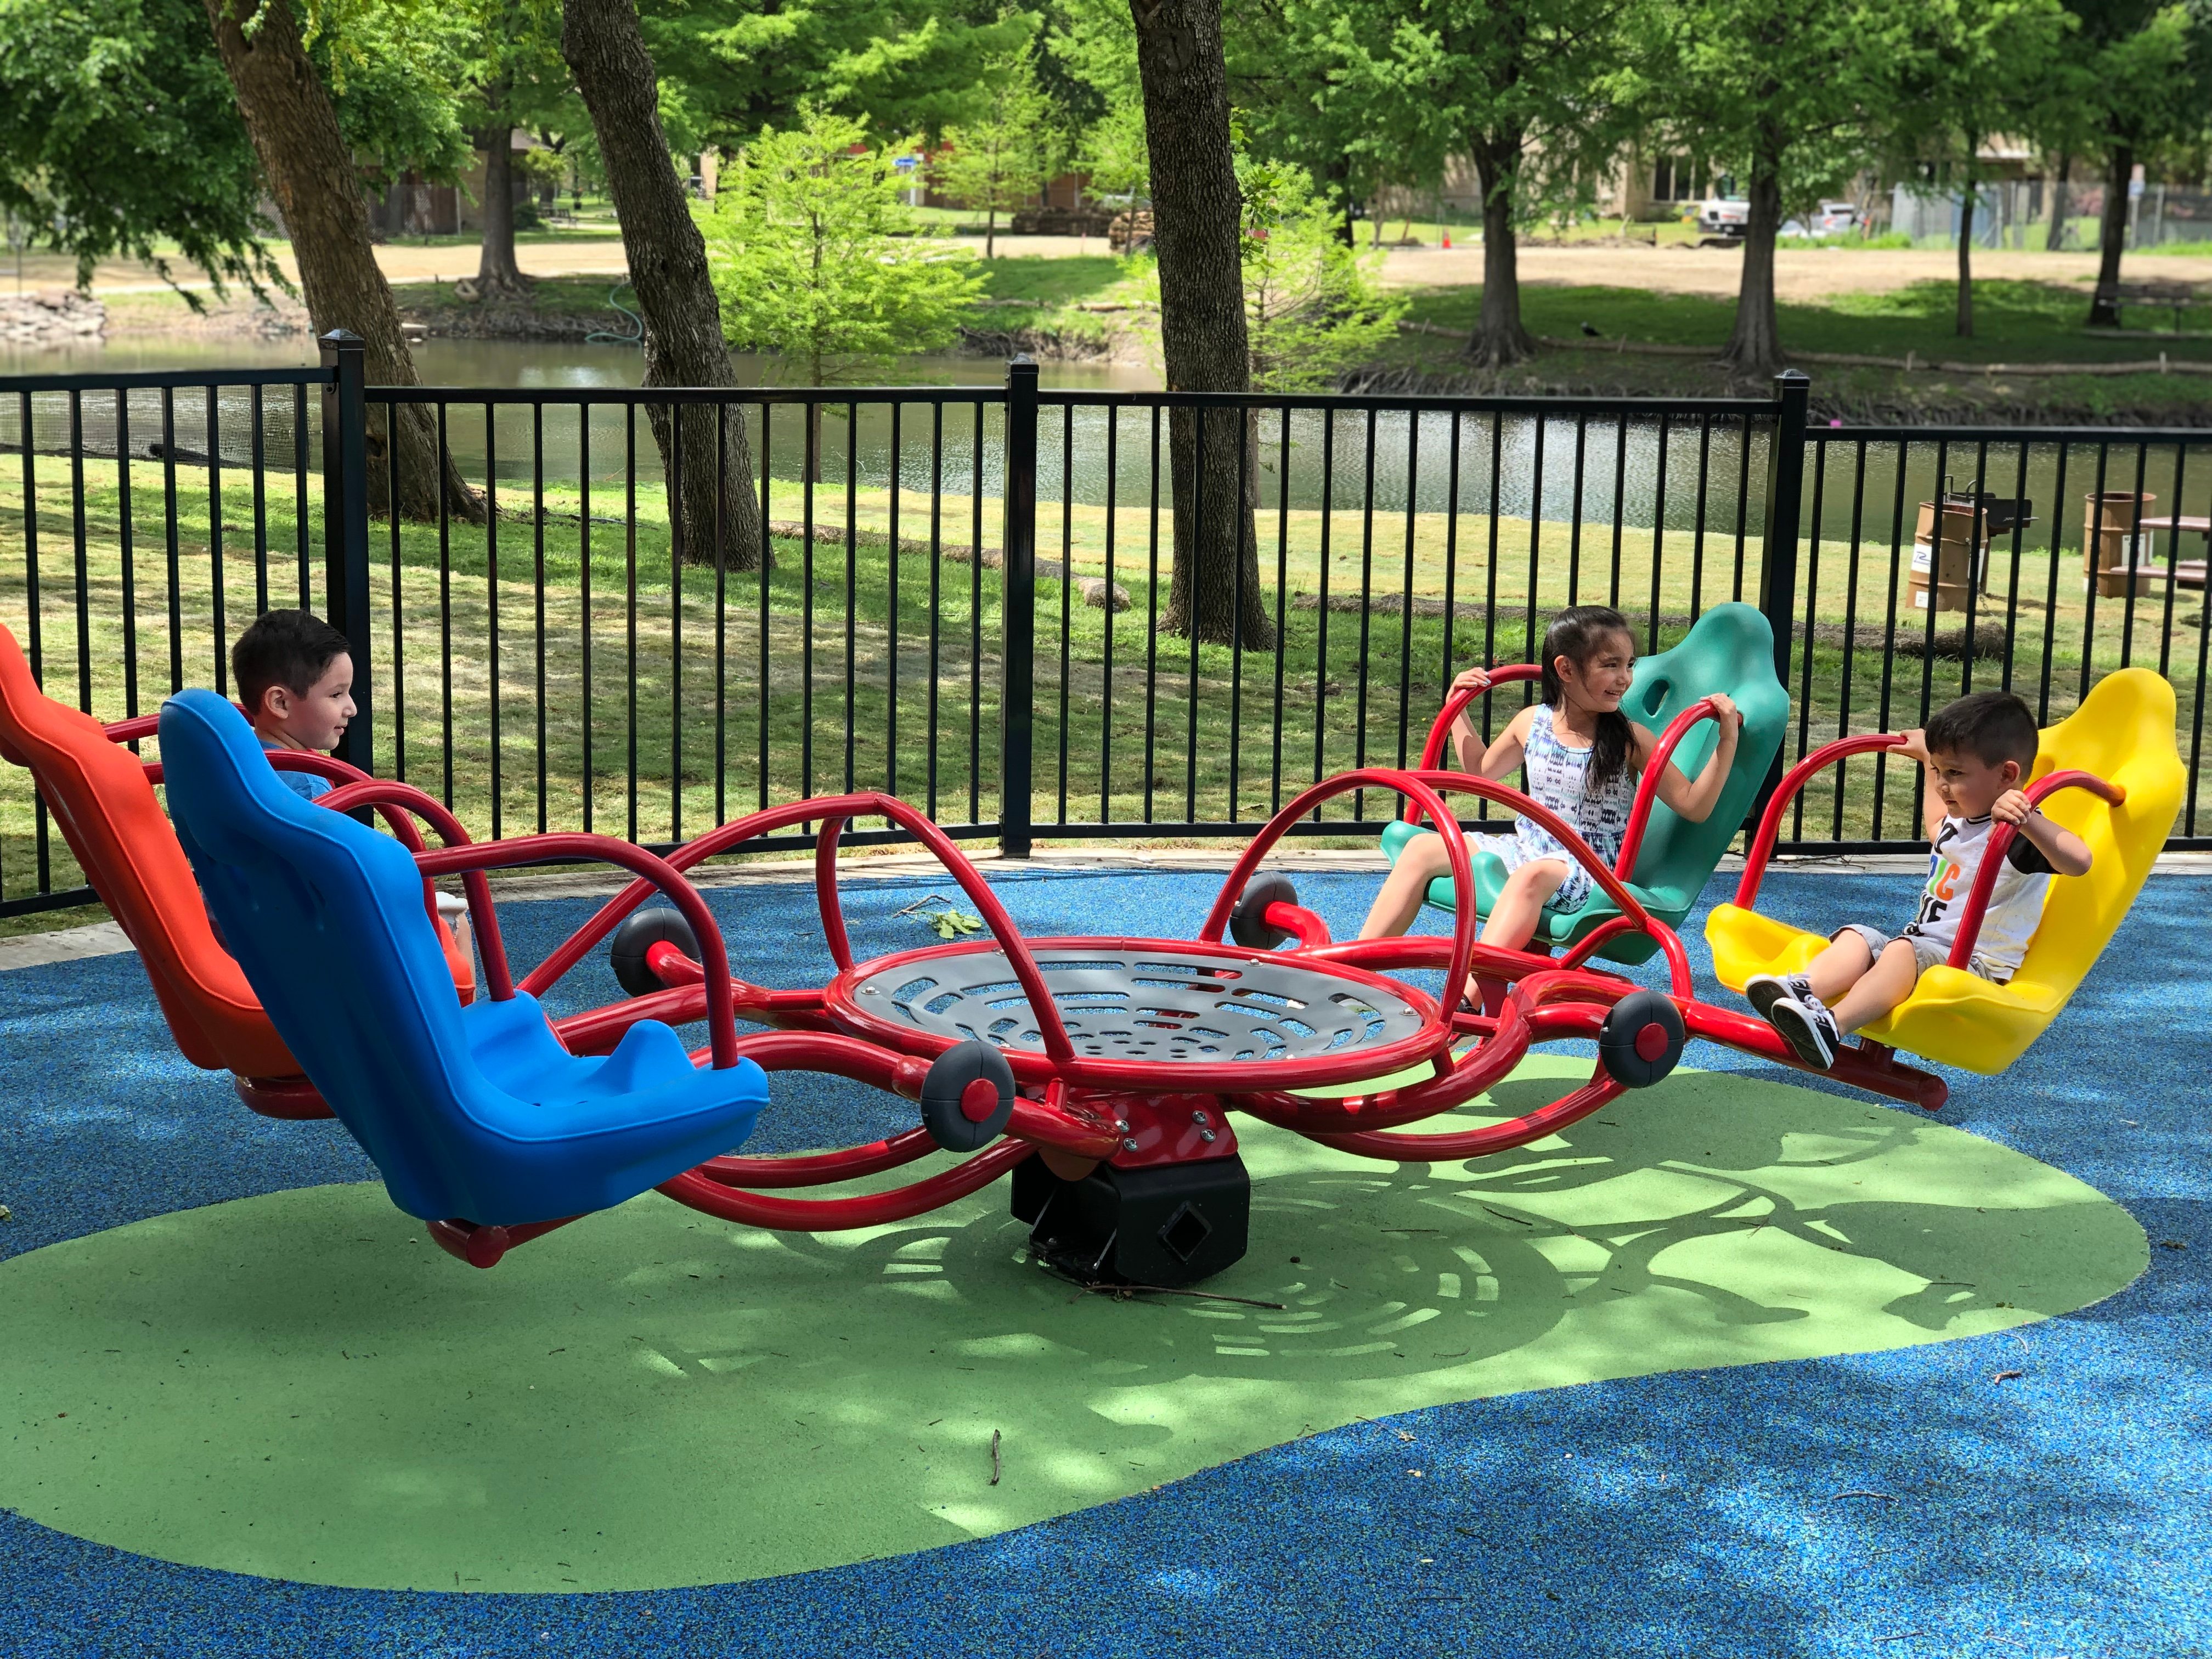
xmin=1706 ymin=668 xmax=2185 ymax=1075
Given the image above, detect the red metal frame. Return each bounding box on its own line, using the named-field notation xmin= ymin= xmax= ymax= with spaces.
xmin=1413 ymin=664 xmax=1545 ymax=778
xmin=1733 ymin=733 xmax=1910 ymax=907
xmin=1719 ymin=733 xmax=2122 ymax=1111
xmin=1612 ymin=698 xmax=1722 ymax=879
xmin=1403 ymin=670 xmax=1726 ymax=890
xmin=113 ymin=696 xmax=2084 ymax=1262
xmin=1944 ymin=771 xmax=2123 ymax=970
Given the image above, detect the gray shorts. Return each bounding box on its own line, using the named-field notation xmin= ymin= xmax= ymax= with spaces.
xmin=1835 ymin=923 xmax=2012 ymax=986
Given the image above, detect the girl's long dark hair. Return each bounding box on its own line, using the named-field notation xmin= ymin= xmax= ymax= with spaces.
xmin=1538 ymin=606 xmax=1635 ymax=798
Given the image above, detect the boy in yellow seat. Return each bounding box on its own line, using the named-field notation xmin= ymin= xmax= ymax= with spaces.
xmin=1746 ymin=690 xmax=2092 ymax=1069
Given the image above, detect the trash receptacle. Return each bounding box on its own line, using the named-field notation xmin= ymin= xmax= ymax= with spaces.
xmin=1910 ymin=500 xmax=1989 ymax=614
xmin=2084 ymin=491 xmax=2159 ymax=598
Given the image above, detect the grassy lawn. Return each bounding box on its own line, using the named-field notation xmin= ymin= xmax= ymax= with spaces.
xmin=1 ymin=444 xmax=2202 ymax=913
xmin=1403 ymin=279 xmax=2212 ymax=363
xmin=1391 ymin=279 xmax=2212 ymax=424
xmin=973 ymin=256 xmax=1133 ymax=308
xmin=962 ymin=256 xmax=1143 ymax=352
xmin=391 ymin=274 xmax=640 ymax=326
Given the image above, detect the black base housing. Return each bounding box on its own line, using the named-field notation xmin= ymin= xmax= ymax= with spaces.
xmin=1013 ymin=1153 xmax=1251 ymax=1286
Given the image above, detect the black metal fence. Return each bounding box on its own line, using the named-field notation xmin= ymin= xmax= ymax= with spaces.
xmin=2 ymin=331 xmax=2205 ymax=916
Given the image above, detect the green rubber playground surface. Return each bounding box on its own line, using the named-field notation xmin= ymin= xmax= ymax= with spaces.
xmin=0 ymin=1060 xmax=2145 ymax=1594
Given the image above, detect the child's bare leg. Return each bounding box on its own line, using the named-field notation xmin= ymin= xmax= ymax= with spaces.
xmin=1359 ymin=832 xmax=1452 ymax=940
xmin=1799 ymin=932 xmax=1876 ymax=1005
xmin=1478 ymin=860 xmax=1568 ymax=952
xmin=1827 ymin=940 xmax=1922 ymax=1035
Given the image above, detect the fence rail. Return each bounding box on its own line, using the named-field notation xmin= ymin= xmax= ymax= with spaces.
xmin=1 ymin=331 xmax=2205 ymax=918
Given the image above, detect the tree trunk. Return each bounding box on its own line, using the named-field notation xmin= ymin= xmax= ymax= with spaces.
xmin=474 ymin=125 xmax=532 ymax=296
xmin=1466 ymin=131 xmax=1534 ymax=368
xmin=1955 ymin=172 xmax=1976 ymax=337
xmin=2086 ymin=143 xmax=2134 ymax=328
xmin=2046 ymin=152 xmax=2070 ymax=251
xmin=1721 ymin=162 xmax=1784 ymax=376
xmin=562 ymin=0 xmax=764 ymax=571
xmin=1130 ymin=0 xmax=1272 ymax=649
xmin=985 ymin=205 xmax=997 ymax=259
xmin=200 ymin=0 xmax=483 ymax=525
xmin=1325 ymin=155 xmax=1354 ymax=246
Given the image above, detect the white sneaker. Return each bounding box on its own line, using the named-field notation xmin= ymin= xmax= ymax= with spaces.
xmin=1743 ymin=972 xmax=1815 ymax=1022
xmin=1769 ymin=995 xmax=1842 ymax=1070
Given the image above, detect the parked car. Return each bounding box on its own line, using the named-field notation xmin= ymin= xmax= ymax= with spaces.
xmin=1814 ymin=200 xmax=1861 ymax=234
xmin=1697 ymin=195 xmax=1751 ymax=237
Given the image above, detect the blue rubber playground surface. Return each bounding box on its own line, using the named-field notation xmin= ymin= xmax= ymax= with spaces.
xmin=2 ymin=863 xmax=2207 ymax=1658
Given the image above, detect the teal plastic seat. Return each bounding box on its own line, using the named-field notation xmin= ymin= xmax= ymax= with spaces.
xmin=1379 ymin=603 xmax=1789 ymax=964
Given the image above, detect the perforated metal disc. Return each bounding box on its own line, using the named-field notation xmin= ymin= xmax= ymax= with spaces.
xmin=845 ymin=944 xmax=1427 ymax=1064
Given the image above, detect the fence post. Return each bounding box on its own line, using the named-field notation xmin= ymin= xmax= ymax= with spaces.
xmin=1752 ymin=368 xmax=1810 ymax=827
xmin=998 ymin=356 xmax=1039 ymax=859
xmin=318 ymin=330 xmax=373 ymax=775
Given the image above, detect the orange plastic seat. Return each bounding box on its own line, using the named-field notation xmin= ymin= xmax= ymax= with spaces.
xmin=0 ymin=622 xmax=471 ymax=1115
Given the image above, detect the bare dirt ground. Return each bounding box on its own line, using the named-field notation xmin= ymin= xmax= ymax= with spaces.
xmin=7 ymin=238 xmax=633 ymax=298
xmin=12 ymin=233 xmax=2205 ymax=308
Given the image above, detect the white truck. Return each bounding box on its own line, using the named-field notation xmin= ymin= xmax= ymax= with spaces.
xmin=1696 ymin=194 xmax=1751 ymax=238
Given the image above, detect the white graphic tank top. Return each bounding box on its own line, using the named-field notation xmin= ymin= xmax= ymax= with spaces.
xmin=1901 ymin=814 xmax=2056 ymax=977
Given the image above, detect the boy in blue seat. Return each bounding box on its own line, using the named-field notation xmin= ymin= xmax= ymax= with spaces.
xmin=230 ymin=608 xmax=476 ymax=989
xmin=230 ymin=610 xmax=356 ymax=801
xmin=1746 ymin=689 xmax=2092 ymax=1069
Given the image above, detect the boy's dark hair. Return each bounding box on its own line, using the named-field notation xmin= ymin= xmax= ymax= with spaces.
xmin=1538 ymin=605 xmax=1637 ymax=797
xmin=1926 ymin=689 xmax=2039 ymax=773
xmin=232 ymin=610 xmax=351 ymax=716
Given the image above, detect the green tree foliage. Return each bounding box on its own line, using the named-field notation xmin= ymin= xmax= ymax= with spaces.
xmin=1048 ymin=0 xmax=1148 ymax=198
xmin=2050 ymin=0 xmax=2199 ymax=321
xmin=706 ymin=109 xmax=986 ymax=386
xmin=1227 ymin=0 xmax=1426 ymax=245
xmin=0 ymin=0 xmax=279 ymax=296
xmin=1323 ymin=0 xmax=1646 ymax=366
xmin=934 ymin=49 xmax=1065 ymax=256
xmin=1644 ymin=0 xmax=1906 ymax=373
xmin=310 ymin=1 xmax=475 ymax=191
xmin=1235 ymin=155 xmax=1402 ymax=388
xmin=642 ymin=0 xmax=1037 ymax=149
xmin=1888 ymin=0 xmax=2071 ymax=336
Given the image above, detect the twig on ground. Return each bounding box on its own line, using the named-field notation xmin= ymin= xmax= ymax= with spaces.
xmin=989 ymin=1427 xmax=1001 ymax=1486
xmin=1991 ymin=1369 xmax=2025 ymax=1383
xmin=1827 ymin=1489 xmax=1897 ymax=1501
xmin=1046 ymin=1265 xmax=1284 ymax=1310
xmin=1354 ymin=1414 xmax=1417 ymax=1442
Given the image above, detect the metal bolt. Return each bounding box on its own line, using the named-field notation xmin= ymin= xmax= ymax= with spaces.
xmin=1199 ymin=1129 xmax=1217 ymax=1144
xmin=1190 ymin=1110 xmax=1209 ymax=1125
xmin=1121 ymin=1137 xmax=1139 ymax=1152
xmin=1114 ymin=1119 xmax=1130 ymax=1133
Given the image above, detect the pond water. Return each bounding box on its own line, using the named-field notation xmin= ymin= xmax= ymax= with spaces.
xmin=5 ymin=336 xmax=2207 ymax=546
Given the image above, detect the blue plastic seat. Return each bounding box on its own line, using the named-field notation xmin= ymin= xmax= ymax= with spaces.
xmin=157 ymin=689 xmax=770 ymax=1228
xmin=1377 ymin=603 xmax=1790 ymax=964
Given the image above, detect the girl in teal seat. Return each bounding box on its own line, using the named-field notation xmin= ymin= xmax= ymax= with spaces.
xmin=1359 ymin=606 xmax=1743 ymax=959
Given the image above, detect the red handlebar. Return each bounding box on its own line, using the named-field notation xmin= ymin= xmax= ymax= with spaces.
xmin=416 ymin=833 xmax=744 ymax=1069
xmin=1412 ymin=665 xmax=1544 ymax=799
xmin=1611 ymin=697 xmax=1726 ymax=882
xmin=1205 ymin=767 xmax=1482 ymax=1056
xmin=1945 ymin=770 xmax=2123 ymax=971
xmin=1733 ymin=733 xmax=1909 ymax=908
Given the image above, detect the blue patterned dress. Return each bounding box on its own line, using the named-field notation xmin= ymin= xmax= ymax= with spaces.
xmin=1479 ymin=707 xmax=1638 ymax=913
